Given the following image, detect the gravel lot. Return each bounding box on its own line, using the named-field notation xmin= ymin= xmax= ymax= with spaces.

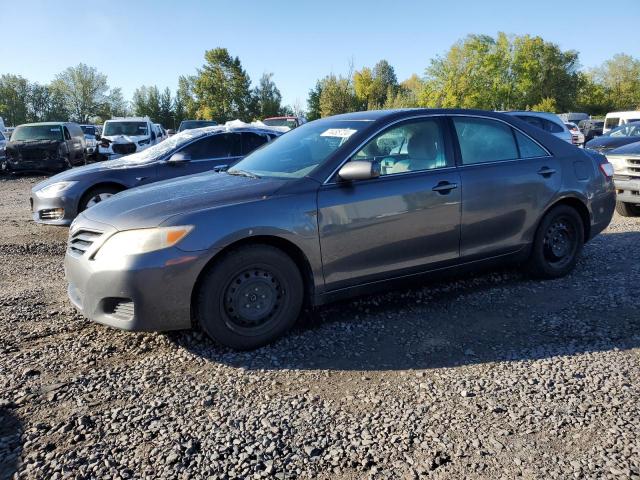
xmin=1 ymin=175 xmax=639 ymax=479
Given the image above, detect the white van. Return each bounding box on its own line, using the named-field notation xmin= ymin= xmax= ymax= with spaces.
xmin=603 ymin=111 xmax=640 ymax=134
xmin=98 ymin=117 xmax=158 ymax=160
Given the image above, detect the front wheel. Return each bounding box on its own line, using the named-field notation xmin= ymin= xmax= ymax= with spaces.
xmin=78 ymin=185 xmax=123 ymax=212
xmin=196 ymin=245 xmax=304 ymax=350
xmin=525 ymin=205 xmax=584 ymax=279
xmin=615 ymin=201 xmax=640 ymax=217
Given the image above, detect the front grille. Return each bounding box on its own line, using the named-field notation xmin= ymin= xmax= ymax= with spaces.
xmin=112 ymin=143 xmax=136 ymax=155
xmin=103 ymin=298 xmax=135 ymax=321
xmin=68 ymin=229 xmax=103 ymax=257
xmin=39 ymin=208 xmax=64 ymax=220
xmin=21 ymin=149 xmax=54 ymax=161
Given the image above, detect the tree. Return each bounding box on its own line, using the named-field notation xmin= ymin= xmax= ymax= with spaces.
xmin=251 ymin=73 xmax=282 ymax=119
xmin=0 ymin=74 xmax=30 ymax=126
xmin=159 ymin=87 xmax=173 ymax=128
xmin=131 ymin=85 xmax=161 ymax=120
xmin=51 ymin=63 xmax=109 ymax=123
xmin=318 ymin=74 xmax=357 ymax=117
xmin=306 ymin=81 xmax=323 ymax=121
xmin=592 ymin=54 xmax=640 ymax=111
xmin=193 ymin=48 xmax=253 ymax=121
xmin=370 ymin=60 xmax=398 ymax=107
xmin=422 ymin=33 xmax=581 ymax=112
xmin=176 ymin=75 xmax=197 ymax=121
xmin=106 ymin=87 xmax=129 ymax=118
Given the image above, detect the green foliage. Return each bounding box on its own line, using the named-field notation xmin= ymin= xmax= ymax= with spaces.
xmin=193 ymin=48 xmax=252 ymax=122
xmin=0 ymin=74 xmax=30 ymax=125
xmin=592 ymin=54 xmax=640 ymax=111
xmin=531 ymin=97 xmax=558 ymax=112
xmin=353 ymin=60 xmax=399 ymax=109
xmin=251 ymin=73 xmax=282 ymax=120
xmin=318 ymin=74 xmax=358 ymax=117
xmin=52 ymin=63 xmax=109 ymax=123
xmin=306 ymin=81 xmax=323 ymax=121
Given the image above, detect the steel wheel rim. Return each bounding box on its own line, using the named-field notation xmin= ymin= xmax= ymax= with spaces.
xmin=223 ymin=268 xmax=285 ymax=334
xmin=543 ymin=217 xmax=576 ymax=268
xmin=86 ymin=193 xmax=113 ymax=208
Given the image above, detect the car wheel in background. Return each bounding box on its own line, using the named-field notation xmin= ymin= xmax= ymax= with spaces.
xmin=78 ymin=185 xmax=123 ymax=212
xmin=525 ymin=205 xmax=584 ymax=279
xmin=615 ymin=201 xmax=640 ymax=217
xmin=196 ymin=244 xmax=304 ymax=350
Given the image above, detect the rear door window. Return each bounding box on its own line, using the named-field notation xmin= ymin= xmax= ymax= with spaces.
xmin=182 ymin=133 xmax=241 ymax=160
xmin=605 ymin=117 xmax=619 ymax=130
xmin=241 ymin=132 xmax=269 ymax=155
xmin=514 ymin=130 xmax=548 ymax=158
xmin=452 ymin=117 xmax=519 ymax=165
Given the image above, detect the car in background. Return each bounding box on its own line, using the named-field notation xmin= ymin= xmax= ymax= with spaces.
xmin=63 ymin=109 xmax=615 ymax=349
xmin=178 ymin=120 xmax=218 ymax=132
xmin=167 ymin=129 xmax=176 ymax=136
xmin=578 ymin=119 xmax=604 ymax=143
xmin=154 ymin=124 xmax=167 ymax=142
xmin=565 ymin=122 xmax=585 ymax=146
xmin=98 ymin=117 xmax=157 ymax=161
xmin=585 ymin=121 xmax=640 ymax=154
xmin=605 ymin=141 xmax=640 ymax=217
xmin=80 ymin=124 xmax=99 ymax=157
xmin=603 ymin=111 xmax=640 ymax=134
xmin=0 ymin=130 xmax=7 ymax=164
xmin=3 ymin=122 xmax=86 ymax=173
xmin=262 ymin=116 xmax=306 ymax=129
xmin=559 ymin=112 xmax=589 ymax=126
xmin=30 ymin=122 xmax=284 ymax=225
xmin=504 ymin=111 xmax=572 ymax=144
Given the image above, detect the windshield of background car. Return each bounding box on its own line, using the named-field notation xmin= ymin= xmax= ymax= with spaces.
xmin=81 ymin=126 xmax=96 ymax=136
xmin=263 ymin=118 xmax=297 ymax=128
xmin=610 ymin=123 xmax=640 ymax=137
xmin=179 ymin=121 xmax=218 ymax=131
xmin=12 ymin=125 xmax=63 ymax=141
xmin=228 ymin=120 xmax=369 ymax=179
xmin=103 ymin=121 xmax=148 ymax=137
xmin=116 ymin=128 xmax=212 ymax=165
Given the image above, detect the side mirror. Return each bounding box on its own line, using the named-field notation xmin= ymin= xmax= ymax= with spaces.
xmin=168 ymin=151 xmax=191 ymax=164
xmin=338 ymin=160 xmax=380 ymax=181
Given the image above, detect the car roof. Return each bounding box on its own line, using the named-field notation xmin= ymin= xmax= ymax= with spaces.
xmin=17 ymin=122 xmax=74 ymax=127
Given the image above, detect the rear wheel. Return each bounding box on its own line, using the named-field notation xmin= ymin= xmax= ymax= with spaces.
xmin=525 ymin=205 xmax=584 ymax=279
xmin=78 ymin=185 xmax=123 ymax=212
xmin=615 ymin=201 xmax=640 ymax=217
xmin=196 ymin=245 xmax=303 ymax=350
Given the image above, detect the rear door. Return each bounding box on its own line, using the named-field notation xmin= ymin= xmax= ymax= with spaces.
xmin=450 ymin=115 xmax=561 ymax=259
xmin=317 ymin=116 xmax=462 ymax=291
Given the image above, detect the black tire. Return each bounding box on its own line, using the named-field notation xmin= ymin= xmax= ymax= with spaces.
xmin=525 ymin=205 xmax=584 ymax=279
xmin=615 ymin=201 xmax=640 ymax=217
xmin=196 ymin=244 xmax=303 ymax=350
xmin=78 ymin=185 xmax=123 ymax=212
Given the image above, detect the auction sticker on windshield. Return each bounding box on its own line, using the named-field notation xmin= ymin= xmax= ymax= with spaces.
xmin=320 ymin=128 xmax=357 ymax=138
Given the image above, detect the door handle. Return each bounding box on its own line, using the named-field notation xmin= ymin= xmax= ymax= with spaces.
xmin=432 ymin=181 xmax=458 ymax=193
xmin=537 ymin=167 xmax=556 ymax=177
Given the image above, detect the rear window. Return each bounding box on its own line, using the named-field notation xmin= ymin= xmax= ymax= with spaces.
xmin=605 ymin=117 xmax=620 ymax=130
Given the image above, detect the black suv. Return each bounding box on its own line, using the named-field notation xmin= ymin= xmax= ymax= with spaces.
xmin=578 ymin=119 xmax=604 ymax=143
xmin=3 ymin=122 xmax=86 ymax=173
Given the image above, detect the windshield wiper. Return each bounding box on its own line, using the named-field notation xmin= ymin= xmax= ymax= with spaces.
xmin=227 ymin=169 xmax=261 ymax=179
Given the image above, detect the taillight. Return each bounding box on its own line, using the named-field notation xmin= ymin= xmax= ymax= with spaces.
xmin=599 ymin=162 xmax=614 ymax=178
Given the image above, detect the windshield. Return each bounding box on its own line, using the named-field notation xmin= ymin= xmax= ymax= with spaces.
xmin=609 ymin=123 xmax=640 ymax=137
xmin=263 ymin=118 xmax=297 ymax=129
xmin=81 ymin=125 xmax=96 ymax=136
xmin=11 ymin=125 xmax=63 ymax=141
xmin=104 ymin=121 xmax=148 ymax=137
xmin=116 ymin=128 xmax=213 ymax=165
xmin=179 ymin=120 xmax=218 ymax=131
xmin=228 ymin=120 xmax=369 ymax=179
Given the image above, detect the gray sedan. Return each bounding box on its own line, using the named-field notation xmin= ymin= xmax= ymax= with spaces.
xmin=65 ymin=109 xmax=616 ymax=349
xmin=30 ymin=125 xmax=283 ymax=224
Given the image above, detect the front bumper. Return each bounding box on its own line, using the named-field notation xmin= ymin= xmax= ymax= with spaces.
xmin=614 ymin=177 xmax=640 ymax=205
xmin=64 ymin=218 xmax=213 ymax=332
xmin=4 ymin=154 xmax=67 ymax=172
xmin=30 ymin=188 xmax=79 ymax=225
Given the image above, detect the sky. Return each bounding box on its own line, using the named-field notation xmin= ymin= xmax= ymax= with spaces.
xmin=1 ymin=0 xmax=639 ymax=109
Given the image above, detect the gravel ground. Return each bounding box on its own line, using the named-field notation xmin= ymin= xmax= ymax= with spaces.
xmin=0 ymin=175 xmax=639 ymax=480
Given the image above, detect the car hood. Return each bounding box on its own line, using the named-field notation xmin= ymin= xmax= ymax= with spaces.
xmin=7 ymin=139 xmax=61 ymax=151
xmin=586 ymin=135 xmax=640 ymax=150
xmin=102 ymin=134 xmax=148 ymax=143
xmin=32 ymin=157 xmax=156 ymax=190
xmin=81 ymin=172 xmax=286 ymax=230
xmin=607 ymin=140 xmax=640 ymax=156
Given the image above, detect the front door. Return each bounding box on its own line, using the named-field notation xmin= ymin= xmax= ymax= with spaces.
xmin=317 ymin=117 xmax=461 ymax=291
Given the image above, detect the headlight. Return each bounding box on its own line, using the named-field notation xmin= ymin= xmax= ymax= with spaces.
xmin=94 ymin=226 xmax=193 ymax=260
xmin=607 ymin=156 xmax=625 ymax=172
xmin=38 ymin=181 xmax=78 ymax=198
